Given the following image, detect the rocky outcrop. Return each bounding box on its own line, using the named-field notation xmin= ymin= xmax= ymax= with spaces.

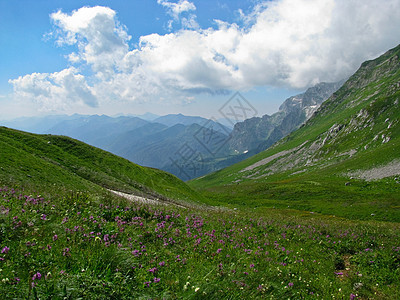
xmin=228 ymin=81 xmax=344 ymax=154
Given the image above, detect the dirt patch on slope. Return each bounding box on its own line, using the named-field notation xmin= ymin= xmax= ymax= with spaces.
xmin=347 ymin=160 xmax=400 ymax=181
xmin=108 ymin=190 xmax=187 ymax=209
xmin=240 ymin=141 xmax=308 ymax=173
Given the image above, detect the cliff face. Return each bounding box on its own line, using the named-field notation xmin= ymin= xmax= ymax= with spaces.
xmin=228 ymin=81 xmax=344 ymax=154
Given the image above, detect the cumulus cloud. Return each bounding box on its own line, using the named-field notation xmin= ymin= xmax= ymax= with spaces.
xmin=157 ymin=0 xmax=196 ymax=19
xmin=9 ymin=67 xmax=97 ymax=111
xmin=9 ymin=0 xmax=400 ymax=111
xmin=157 ymin=0 xmax=199 ymax=30
xmin=51 ymin=6 xmax=130 ymax=76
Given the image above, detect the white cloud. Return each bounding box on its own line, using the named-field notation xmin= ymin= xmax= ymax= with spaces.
xmin=157 ymin=0 xmax=199 ymax=30
xmin=51 ymin=6 xmax=130 ymax=77
xmin=9 ymin=1 xmax=400 ymax=112
xmin=157 ymin=0 xmax=196 ymax=20
xmin=9 ymin=67 xmax=97 ymax=111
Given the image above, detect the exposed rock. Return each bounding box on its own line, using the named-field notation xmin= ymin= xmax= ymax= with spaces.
xmin=228 ymin=81 xmax=344 ymax=153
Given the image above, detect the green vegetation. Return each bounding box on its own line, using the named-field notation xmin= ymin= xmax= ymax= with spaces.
xmin=189 ymin=44 xmax=400 ymax=222
xmin=0 ymin=126 xmax=200 ymax=204
xmin=0 ymin=186 xmax=399 ymax=299
xmin=1 ymin=45 xmax=400 ymax=298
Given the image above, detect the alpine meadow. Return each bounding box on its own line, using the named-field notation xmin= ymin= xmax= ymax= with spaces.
xmin=1 ymin=1 xmax=400 ymax=299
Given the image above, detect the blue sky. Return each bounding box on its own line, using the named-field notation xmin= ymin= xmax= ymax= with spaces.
xmin=1 ymin=0 xmax=400 ymax=120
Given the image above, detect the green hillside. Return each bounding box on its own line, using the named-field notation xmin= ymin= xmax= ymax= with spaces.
xmin=0 ymin=126 xmax=200 ymax=203
xmin=1 ymin=48 xmax=400 ymax=299
xmin=190 ymin=44 xmax=400 ymax=222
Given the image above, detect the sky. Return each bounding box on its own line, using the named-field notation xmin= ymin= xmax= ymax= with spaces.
xmin=1 ymin=0 xmax=400 ymax=121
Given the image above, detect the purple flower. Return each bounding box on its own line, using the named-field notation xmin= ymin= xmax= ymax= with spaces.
xmin=288 ymin=282 xmax=294 ymax=287
xmin=53 ymin=235 xmax=58 ymax=241
xmin=217 ymin=248 xmax=222 ymax=253
xmin=63 ymin=248 xmax=71 ymax=257
xmin=350 ymin=293 xmax=357 ymax=300
xmin=32 ymin=272 xmax=42 ymax=281
xmin=1 ymin=246 xmax=9 ymax=254
xmin=159 ymin=261 xmax=165 ymax=267
xmin=153 ymin=277 xmax=161 ymax=283
xmin=335 ymin=272 xmax=343 ymax=276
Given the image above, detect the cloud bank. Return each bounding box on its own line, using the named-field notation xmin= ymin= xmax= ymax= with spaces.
xmin=9 ymin=0 xmax=400 ymax=111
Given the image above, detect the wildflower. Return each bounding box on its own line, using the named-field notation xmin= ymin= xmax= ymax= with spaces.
xmin=1 ymin=246 xmax=9 ymax=254
xmin=148 ymin=267 xmax=157 ymax=274
xmin=53 ymin=234 xmax=58 ymax=241
xmin=159 ymin=261 xmax=165 ymax=267
xmin=153 ymin=277 xmax=161 ymax=283
xmin=195 ymin=287 xmax=200 ymax=292
xmin=288 ymin=282 xmax=294 ymax=287
xmin=217 ymin=248 xmax=222 ymax=253
xmin=63 ymin=248 xmax=71 ymax=257
xmin=350 ymin=293 xmax=356 ymax=300
xmin=31 ymin=272 xmax=42 ymax=287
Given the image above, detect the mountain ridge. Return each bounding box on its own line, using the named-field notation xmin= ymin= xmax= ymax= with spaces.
xmin=189 ymin=44 xmax=400 ymax=221
xmin=0 ymin=126 xmax=201 ymax=204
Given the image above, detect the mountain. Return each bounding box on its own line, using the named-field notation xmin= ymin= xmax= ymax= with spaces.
xmin=1 ymin=113 xmax=234 ymax=180
xmin=0 ymin=114 xmax=86 ymax=134
xmin=132 ymin=112 xmax=160 ymax=121
xmin=108 ymin=123 xmax=231 ymax=179
xmin=154 ymin=113 xmax=231 ymax=133
xmin=47 ymin=115 xmax=149 ymax=149
xmin=190 ymin=44 xmax=400 ymax=222
xmin=0 ymin=126 xmax=200 ymax=203
xmin=228 ymin=81 xmax=344 ymax=154
xmin=154 ymin=113 xmax=210 ymax=127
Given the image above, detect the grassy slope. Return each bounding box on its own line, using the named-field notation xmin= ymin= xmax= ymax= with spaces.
xmin=0 ymin=51 xmax=399 ymax=298
xmin=189 ymin=44 xmax=400 ymax=222
xmin=0 ymin=186 xmax=399 ymax=299
xmin=0 ymin=127 xmax=200 ymax=203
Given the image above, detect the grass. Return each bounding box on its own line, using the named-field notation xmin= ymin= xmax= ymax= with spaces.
xmin=1 ymin=44 xmax=400 ymax=299
xmin=0 ymin=185 xmax=399 ymax=299
xmin=188 ymin=44 xmax=400 ymax=223
xmin=0 ymin=126 xmax=201 ymax=204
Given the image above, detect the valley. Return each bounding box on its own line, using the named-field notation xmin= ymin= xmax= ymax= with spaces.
xmin=1 ymin=39 xmax=400 ymax=300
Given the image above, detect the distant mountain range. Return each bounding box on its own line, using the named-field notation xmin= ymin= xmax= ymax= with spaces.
xmin=1 ymin=113 xmax=232 ymax=180
xmin=1 ymin=82 xmax=343 ymax=180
